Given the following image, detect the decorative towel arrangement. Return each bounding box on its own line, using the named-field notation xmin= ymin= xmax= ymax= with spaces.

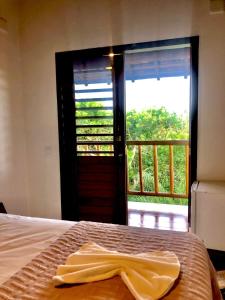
xmin=53 ymin=242 xmax=180 ymax=300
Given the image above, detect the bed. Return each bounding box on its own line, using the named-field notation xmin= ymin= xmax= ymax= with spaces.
xmin=0 ymin=213 xmax=222 ymax=300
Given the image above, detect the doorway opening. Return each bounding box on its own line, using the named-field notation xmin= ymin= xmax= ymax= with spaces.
xmin=55 ymin=37 xmax=198 ymax=227
xmin=124 ymin=46 xmax=191 ymax=231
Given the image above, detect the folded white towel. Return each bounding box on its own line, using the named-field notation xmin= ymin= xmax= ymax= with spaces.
xmin=53 ymin=242 xmax=180 ymax=300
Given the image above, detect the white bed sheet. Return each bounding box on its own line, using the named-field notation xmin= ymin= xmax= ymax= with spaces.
xmin=0 ymin=213 xmax=75 ymax=284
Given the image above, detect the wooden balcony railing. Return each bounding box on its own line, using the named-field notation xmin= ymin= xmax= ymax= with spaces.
xmin=126 ymin=140 xmax=189 ymax=199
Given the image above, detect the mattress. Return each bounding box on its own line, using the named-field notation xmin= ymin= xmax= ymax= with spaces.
xmin=0 ymin=213 xmax=74 ymax=284
xmin=0 ymin=215 xmax=222 ymax=299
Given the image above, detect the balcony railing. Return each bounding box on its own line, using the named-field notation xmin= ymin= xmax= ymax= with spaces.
xmin=126 ymin=140 xmax=189 ymax=199
xmin=77 ymin=139 xmax=189 ymax=200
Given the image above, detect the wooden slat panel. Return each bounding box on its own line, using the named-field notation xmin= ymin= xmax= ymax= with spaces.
xmin=77 ymin=151 xmax=114 ymax=154
xmin=79 ymin=206 xmax=114 ymax=216
xmin=127 ymin=140 xmax=189 ymax=200
xmin=76 ymin=116 xmax=113 ymax=119
xmin=138 ymin=145 xmax=143 ymax=193
xmin=75 ymin=97 xmax=112 ymax=102
xmin=77 ymin=141 xmax=114 ymax=145
xmin=76 ymin=106 xmax=113 ymax=111
xmin=77 ymin=212 xmax=114 ymax=223
xmin=76 ymin=133 xmax=113 ymax=137
xmin=75 ymin=88 xmax=112 ymax=93
xmin=127 ymin=140 xmax=189 ymax=146
xmin=185 ymin=145 xmax=189 ymax=196
xmin=169 ymin=145 xmax=174 ymax=194
xmin=153 ymin=145 xmax=159 ymax=194
xmin=76 ymin=125 xmax=113 ymax=128
xmin=78 ymin=197 xmax=113 ymax=207
xmin=77 ymin=157 xmax=116 ymax=221
xmin=128 ymin=191 xmax=187 ymax=199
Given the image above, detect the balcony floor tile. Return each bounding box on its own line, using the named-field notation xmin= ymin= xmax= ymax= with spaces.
xmin=128 ymin=202 xmax=188 ymax=232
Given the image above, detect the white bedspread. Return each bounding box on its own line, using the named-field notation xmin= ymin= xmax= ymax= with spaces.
xmin=0 ymin=213 xmax=74 ymax=284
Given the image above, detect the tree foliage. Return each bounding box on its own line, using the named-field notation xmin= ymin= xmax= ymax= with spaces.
xmin=126 ymin=107 xmax=188 ymax=140
xmin=76 ymin=101 xmax=189 ymax=205
xmin=126 ymin=107 xmax=189 ymax=205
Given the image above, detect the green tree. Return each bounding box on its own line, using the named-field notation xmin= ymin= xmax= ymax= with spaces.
xmin=126 ymin=107 xmax=188 ymax=204
xmin=126 ymin=107 xmax=188 ymax=140
xmin=75 ymin=101 xmax=113 ymax=153
xmin=76 ymin=101 xmax=188 ymax=204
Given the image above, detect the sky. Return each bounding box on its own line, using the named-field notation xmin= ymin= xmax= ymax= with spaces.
xmin=125 ymin=76 xmax=190 ymax=116
xmin=75 ymin=76 xmax=190 ymax=116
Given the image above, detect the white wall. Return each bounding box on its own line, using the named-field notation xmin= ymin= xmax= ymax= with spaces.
xmin=18 ymin=0 xmax=225 ymax=218
xmin=0 ymin=0 xmax=29 ymax=215
xmin=196 ymin=2 xmax=225 ymax=180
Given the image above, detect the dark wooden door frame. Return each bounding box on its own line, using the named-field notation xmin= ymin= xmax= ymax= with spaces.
xmin=56 ymin=36 xmax=199 ymax=223
xmin=56 ymin=47 xmax=127 ymax=223
xmin=113 ymin=53 xmax=127 ymax=224
xmin=56 ymin=52 xmax=77 ymax=221
xmin=189 ymin=36 xmax=199 ymax=225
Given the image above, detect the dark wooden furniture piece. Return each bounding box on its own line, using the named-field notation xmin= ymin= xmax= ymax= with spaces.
xmin=0 ymin=202 xmax=7 ymax=214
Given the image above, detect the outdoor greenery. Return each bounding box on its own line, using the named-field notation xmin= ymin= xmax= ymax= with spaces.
xmin=128 ymin=195 xmax=188 ymax=205
xmin=126 ymin=107 xmax=189 ymax=206
xmin=126 ymin=107 xmax=188 ymax=141
xmin=76 ymin=100 xmax=189 ymax=206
